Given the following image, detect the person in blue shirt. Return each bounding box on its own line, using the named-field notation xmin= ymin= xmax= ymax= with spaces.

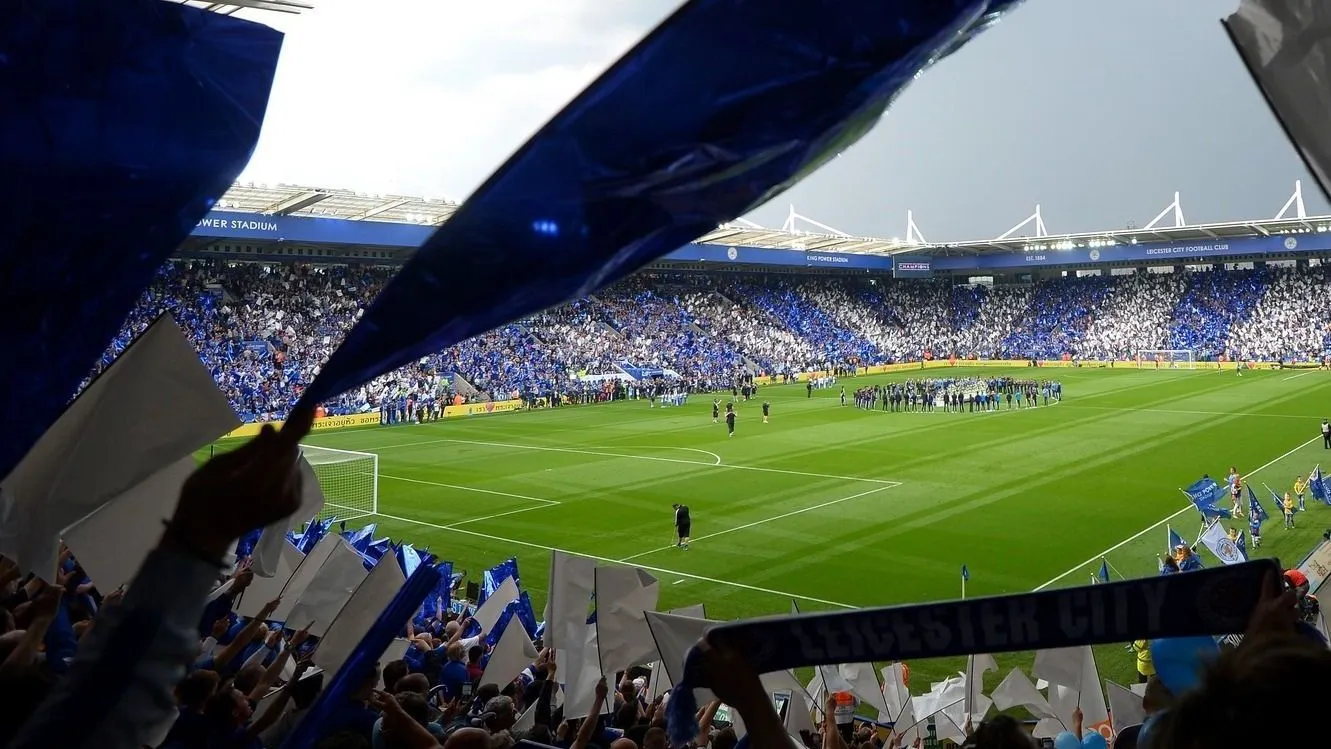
xmin=438 ymin=642 xmax=470 ymax=700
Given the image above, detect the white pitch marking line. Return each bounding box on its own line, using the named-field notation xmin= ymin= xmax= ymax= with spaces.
xmin=1033 ymin=432 xmax=1324 ymax=591
xmin=602 ymin=445 xmax=724 ymax=466
xmin=366 ymin=436 xmax=900 ymax=486
xmin=379 ymin=474 xmax=560 ymax=505
xmin=378 ymin=474 xmax=560 ymax=526
xmin=368 ymin=509 xmax=857 ymax=609
xmin=673 ymin=579 xmax=687 ymax=585
xmin=1283 ymin=370 xmax=1317 ymax=381
xmin=615 ymin=484 xmax=897 ymax=563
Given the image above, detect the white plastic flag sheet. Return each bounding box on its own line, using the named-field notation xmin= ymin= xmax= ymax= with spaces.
xmin=237 ymin=542 xmax=304 ymax=618
xmin=314 ymin=554 xmax=407 ymax=679
xmin=644 ymin=610 xmax=718 ymax=705
xmin=1130 ymin=682 xmax=1148 ymax=697
xmin=1105 ymin=680 xmax=1147 ymax=734
xmin=641 ymin=604 xmax=706 ymax=700
xmin=594 ymin=565 xmax=660 ymax=672
xmin=544 ymin=551 xmax=595 ymax=650
xmin=481 ymin=614 xmax=540 ymax=688
xmin=267 ymin=534 xmax=346 ymax=623
xmin=474 ymin=576 xmax=520 ymax=636
xmin=512 ymin=705 xmax=537 ymax=734
xmin=961 ymin=653 xmax=997 ymax=723
xmin=561 ymin=625 xmax=612 ymax=720
xmin=879 ymin=663 xmax=910 ymax=722
xmin=838 ymin=663 xmax=889 ymax=719
xmin=285 ymin=537 xmax=368 ymax=637
xmin=990 ymin=668 xmax=1055 ymax=719
xmin=1070 ymin=646 xmax=1112 ymax=739
xmin=670 ymin=603 xmax=705 ymax=619
xmin=1226 ymin=0 xmax=1331 ymax=203
xmin=252 ymin=456 xmax=326 ymax=578
xmin=1032 ymin=647 xmax=1085 ymax=692
xmin=0 ymin=315 xmax=239 ymax=579
xmin=61 ymin=456 xmax=196 ymax=594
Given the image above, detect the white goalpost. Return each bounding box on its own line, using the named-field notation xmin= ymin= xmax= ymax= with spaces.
xmin=300 ymin=444 xmax=379 ymax=520
xmin=1135 ymin=349 xmax=1197 ymax=370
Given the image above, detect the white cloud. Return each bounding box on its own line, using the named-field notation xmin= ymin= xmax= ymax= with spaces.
xmin=238 ymin=0 xmax=678 ymax=200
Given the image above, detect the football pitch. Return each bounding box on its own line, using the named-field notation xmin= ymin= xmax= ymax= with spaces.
xmin=286 ymin=366 xmax=1331 ymax=689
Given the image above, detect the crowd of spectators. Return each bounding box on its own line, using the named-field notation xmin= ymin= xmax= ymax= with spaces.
xmin=93 ymin=261 xmax=1331 ymax=422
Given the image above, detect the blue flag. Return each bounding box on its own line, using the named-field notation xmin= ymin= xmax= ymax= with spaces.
xmin=0 ymin=0 xmax=281 ymax=480
xmin=1097 ymin=560 xmax=1111 ymax=584
xmin=1269 ymin=485 xmax=1297 ymax=514
xmin=1313 ymin=466 xmax=1329 ymax=504
xmin=1248 ymin=485 xmax=1269 ymax=523
xmin=961 ymin=565 xmax=970 ymax=582
xmin=1168 ymin=526 xmax=1188 ymax=555
xmin=295 ymin=0 xmax=1018 ymax=408
xmin=1236 ymin=532 xmax=1248 ymax=561
xmin=1184 ymin=477 xmax=1230 ymax=519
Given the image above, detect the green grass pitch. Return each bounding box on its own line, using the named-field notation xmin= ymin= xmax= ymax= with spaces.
xmin=268 ymin=366 xmax=1331 ymax=695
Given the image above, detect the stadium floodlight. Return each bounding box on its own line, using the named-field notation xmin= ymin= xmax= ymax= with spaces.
xmin=301 ymin=445 xmax=379 ymax=520
xmin=1135 ymin=350 xmax=1196 ymax=370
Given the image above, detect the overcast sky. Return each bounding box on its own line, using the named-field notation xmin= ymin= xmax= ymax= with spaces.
xmin=239 ymin=0 xmax=1326 ymax=242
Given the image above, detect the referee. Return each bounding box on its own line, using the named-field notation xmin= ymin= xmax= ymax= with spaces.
xmin=673 ymin=503 xmax=691 ymax=550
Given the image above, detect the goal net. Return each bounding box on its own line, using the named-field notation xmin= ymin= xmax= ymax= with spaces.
xmin=301 ymin=445 xmax=378 ymax=519
xmin=1136 ymin=349 xmax=1196 ymax=369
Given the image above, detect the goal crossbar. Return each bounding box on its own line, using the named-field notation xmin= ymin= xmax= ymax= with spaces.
xmin=300 ymin=444 xmax=378 ymax=520
xmin=1135 ymin=349 xmax=1196 ymax=369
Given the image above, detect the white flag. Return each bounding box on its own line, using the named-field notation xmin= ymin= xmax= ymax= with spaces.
xmin=879 ymin=663 xmax=910 ymax=723
xmin=1074 ymin=647 xmax=1112 ymax=740
xmin=1199 ymin=521 xmax=1245 ymax=565
xmin=481 ymin=613 xmax=540 ymax=688
xmin=593 ymin=566 xmax=659 ymax=672
xmin=474 ymin=576 xmax=520 ymax=636
xmin=237 ymin=541 xmax=304 ymax=619
xmin=962 ymin=653 xmax=997 ymax=720
xmin=1226 ymin=1 xmax=1331 ymax=203
xmin=1105 ymin=680 xmax=1146 ymax=734
xmin=543 ymin=551 xmax=594 ymax=650
xmin=62 ymin=456 xmax=196 ymax=594
xmin=990 ymin=668 xmax=1054 ymax=718
xmin=839 ymin=663 xmax=889 ymax=719
xmin=1032 ymin=647 xmax=1085 ymax=691
xmin=0 ymin=315 xmax=239 ymax=579
xmin=252 ymin=457 xmax=326 ymax=578
xmin=315 ymin=553 xmax=407 ymax=679
xmin=283 ymin=536 xmax=367 ymax=633
xmin=561 ymin=625 xmax=610 ymax=720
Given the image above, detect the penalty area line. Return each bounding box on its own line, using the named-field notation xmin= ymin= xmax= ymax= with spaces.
xmin=367 ymin=509 xmax=858 ymax=610
xmin=1033 ymin=432 xmax=1323 ymax=591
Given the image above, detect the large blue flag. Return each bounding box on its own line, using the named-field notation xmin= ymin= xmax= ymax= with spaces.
xmin=1269 ymin=485 xmax=1298 ymax=514
xmin=295 ymin=0 xmax=1020 ymax=408
xmin=1248 ymin=485 xmax=1269 ymax=523
xmin=1097 ymin=559 xmax=1111 ymax=584
xmin=1184 ymin=477 xmax=1230 ymax=519
xmin=0 ymin=0 xmax=281 ymax=479
xmin=1313 ymin=465 xmax=1330 ymax=504
xmin=1236 ymin=531 xmax=1248 ymax=561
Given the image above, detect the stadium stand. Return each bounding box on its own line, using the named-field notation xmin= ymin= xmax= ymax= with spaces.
xmin=88 ymin=261 xmax=1331 ymax=423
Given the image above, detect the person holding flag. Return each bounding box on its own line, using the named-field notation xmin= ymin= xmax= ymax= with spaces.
xmin=1096 ymin=559 xmax=1111 ymax=584
xmin=1295 ymin=473 xmax=1310 ymax=512
xmin=1313 ymin=465 xmax=1328 ymax=504
xmin=960 ymin=564 xmax=970 ymax=599
xmin=1248 ymin=485 xmax=1267 ymax=548
xmin=1283 ymin=491 xmax=1296 ymax=529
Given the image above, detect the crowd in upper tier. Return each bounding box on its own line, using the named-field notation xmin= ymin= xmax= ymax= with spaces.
xmin=96 ymin=261 xmax=1331 ymax=421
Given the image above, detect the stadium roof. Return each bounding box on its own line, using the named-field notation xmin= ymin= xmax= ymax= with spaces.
xmin=215 ymin=182 xmax=917 ymax=254
xmin=919 ymin=216 xmax=1331 ymax=257
xmin=181 ymin=0 xmax=312 ymax=16
xmin=215 ymin=182 xmax=1331 ymax=258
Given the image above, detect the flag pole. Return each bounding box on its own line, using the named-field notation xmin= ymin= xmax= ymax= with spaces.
xmin=1103 ymin=557 xmax=1126 ymax=580
xmin=961 ymin=574 xmax=966 ymax=600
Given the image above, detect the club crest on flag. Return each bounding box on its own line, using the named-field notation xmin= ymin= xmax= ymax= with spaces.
xmin=1214 ymin=536 xmax=1243 ymax=564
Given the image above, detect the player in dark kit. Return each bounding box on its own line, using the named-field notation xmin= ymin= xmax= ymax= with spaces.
xmin=725 ymin=403 xmax=736 ymax=438
xmin=712 ymin=398 xmax=721 ymax=424
xmin=762 ymin=400 xmax=770 ymax=423
xmin=673 ymin=503 xmax=691 ymax=549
